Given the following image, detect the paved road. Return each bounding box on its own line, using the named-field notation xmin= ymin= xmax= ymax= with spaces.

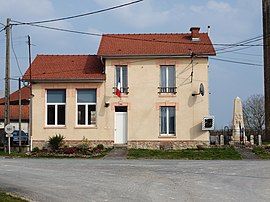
xmin=0 ymin=158 xmax=270 ymax=202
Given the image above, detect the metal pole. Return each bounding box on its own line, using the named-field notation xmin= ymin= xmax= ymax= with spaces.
xmin=263 ymin=0 xmax=270 ymax=141
xmin=4 ymin=18 xmax=11 ymax=127
xmin=19 ymin=77 xmax=22 ymax=150
xmin=8 ymin=136 xmax=10 ymax=154
xmin=27 ymin=35 xmax=32 ymax=151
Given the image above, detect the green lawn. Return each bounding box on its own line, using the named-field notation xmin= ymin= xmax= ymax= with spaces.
xmin=263 ymin=141 xmax=270 ymax=146
xmin=0 ymin=192 xmax=28 ymax=202
xmin=128 ymin=147 xmax=242 ymax=160
xmin=0 ymin=151 xmax=28 ymax=158
xmin=252 ymin=147 xmax=270 ymax=159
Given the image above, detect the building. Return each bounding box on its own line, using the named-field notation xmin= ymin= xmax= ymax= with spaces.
xmin=0 ymin=87 xmax=30 ymax=144
xmin=0 ymin=87 xmax=30 ymax=132
xmin=23 ymin=27 xmax=216 ymax=149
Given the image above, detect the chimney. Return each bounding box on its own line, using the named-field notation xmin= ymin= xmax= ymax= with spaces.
xmin=190 ymin=27 xmax=200 ymax=42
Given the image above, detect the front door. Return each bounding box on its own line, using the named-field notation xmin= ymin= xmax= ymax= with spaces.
xmin=114 ymin=106 xmax=127 ymax=144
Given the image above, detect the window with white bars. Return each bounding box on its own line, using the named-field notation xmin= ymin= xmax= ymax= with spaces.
xmin=76 ymin=89 xmax=97 ymax=126
xmin=159 ymin=65 xmax=176 ymax=93
xmin=114 ymin=66 xmax=128 ymax=94
xmin=160 ymin=106 xmax=176 ymax=136
xmin=46 ymin=89 xmax=66 ymax=126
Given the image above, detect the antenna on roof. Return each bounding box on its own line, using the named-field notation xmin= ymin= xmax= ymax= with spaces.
xmin=207 ymin=26 xmax=211 ymax=36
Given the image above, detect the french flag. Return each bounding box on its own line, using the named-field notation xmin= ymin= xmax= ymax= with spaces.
xmin=116 ymin=81 xmax=121 ymax=98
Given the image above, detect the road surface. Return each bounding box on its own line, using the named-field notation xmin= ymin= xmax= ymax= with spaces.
xmin=0 ymin=158 xmax=270 ymax=202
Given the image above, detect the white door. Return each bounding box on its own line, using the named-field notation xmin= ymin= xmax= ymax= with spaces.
xmin=114 ymin=112 xmax=127 ymax=144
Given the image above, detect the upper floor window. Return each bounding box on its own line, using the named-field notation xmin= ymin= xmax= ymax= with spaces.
xmin=77 ymin=89 xmax=96 ymax=126
xmin=46 ymin=89 xmax=66 ymax=126
xmin=114 ymin=66 xmax=128 ymax=95
xmin=159 ymin=65 xmax=176 ymax=94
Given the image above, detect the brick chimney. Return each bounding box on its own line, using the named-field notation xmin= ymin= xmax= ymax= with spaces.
xmin=190 ymin=27 xmax=200 ymax=41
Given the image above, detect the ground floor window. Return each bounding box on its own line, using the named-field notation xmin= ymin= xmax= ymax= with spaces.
xmin=160 ymin=106 xmax=175 ymax=136
xmin=77 ymin=89 xmax=96 ymax=126
xmin=46 ymin=89 xmax=66 ymax=126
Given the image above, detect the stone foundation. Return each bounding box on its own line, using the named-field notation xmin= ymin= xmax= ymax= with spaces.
xmin=33 ymin=140 xmax=209 ymax=150
xmin=128 ymin=140 xmax=209 ymax=150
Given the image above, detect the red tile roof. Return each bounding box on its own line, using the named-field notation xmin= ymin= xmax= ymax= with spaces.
xmin=97 ymin=33 xmax=216 ymax=57
xmin=0 ymin=105 xmax=29 ymax=120
xmin=23 ymin=55 xmax=105 ymax=81
xmin=0 ymin=87 xmax=30 ymax=105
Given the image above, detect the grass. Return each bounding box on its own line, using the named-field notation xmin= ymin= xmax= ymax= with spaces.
xmin=0 ymin=192 xmax=28 ymax=202
xmin=252 ymin=147 xmax=270 ymax=159
xmin=0 ymin=151 xmax=28 ymax=158
xmin=128 ymin=147 xmax=242 ymax=160
xmin=263 ymin=141 xmax=270 ymax=146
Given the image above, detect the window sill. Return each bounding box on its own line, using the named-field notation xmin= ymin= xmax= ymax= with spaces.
xmin=44 ymin=126 xmax=67 ymax=129
xmin=74 ymin=125 xmax=97 ymax=129
xmin=158 ymin=93 xmax=177 ymax=97
xmin=158 ymin=135 xmax=176 ymax=138
xmin=113 ymin=94 xmax=128 ymax=98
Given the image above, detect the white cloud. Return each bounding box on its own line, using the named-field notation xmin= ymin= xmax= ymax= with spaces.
xmin=0 ymin=0 xmax=55 ymax=21
xmin=93 ymin=0 xmax=170 ymax=29
xmin=207 ymin=0 xmax=233 ymax=12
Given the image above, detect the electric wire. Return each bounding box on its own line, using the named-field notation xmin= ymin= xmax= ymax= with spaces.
xmin=218 ymin=51 xmax=262 ymax=57
xmin=11 ymin=0 xmax=143 ymax=25
xmin=11 ymin=22 xmax=267 ymax=48
xmin=10 ymin=27 xmax=24 ymax=76
xmin=0 ymin=27 xmax=5 ymax=33
xmin=210 ymin=57 xmax=263 ymax=67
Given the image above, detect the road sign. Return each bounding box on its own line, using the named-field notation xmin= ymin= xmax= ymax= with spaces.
xmin=5 ymin=124 xmax=14 ymax=134
xmin=6 ymin=133 xmax=13 ymax=138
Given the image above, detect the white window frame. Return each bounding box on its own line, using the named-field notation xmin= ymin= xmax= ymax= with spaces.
xmin=76 ymin=89 xmax=97 ymax=126
xmin=160 ymin=65 xmax=176 ymax=88
xmin=115 ymin=65 xmax=128 ymax=94
xmin=45 ymin=90 xmax=66 ymax=127
xmin=160 ymin=106 xmax=176 ymax=136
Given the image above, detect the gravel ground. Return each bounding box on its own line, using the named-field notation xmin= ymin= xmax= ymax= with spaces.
xmin=0 ymin=158 xmax=270 ymax=202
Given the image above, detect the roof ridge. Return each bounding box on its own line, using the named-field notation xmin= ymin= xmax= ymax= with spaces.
xmin=103 ymin=33 xmax=189 ymax=35
xmin=37 ymin=54 xmax=98 ymax=56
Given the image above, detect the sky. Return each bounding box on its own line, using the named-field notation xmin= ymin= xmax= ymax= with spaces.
xmin=0 ymin=0 xmax=264 ymax=128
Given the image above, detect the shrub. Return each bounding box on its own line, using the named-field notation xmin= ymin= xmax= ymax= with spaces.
xmin=32 ymin=147 xmax=40 ymax=153
xmin=48 ymin=134 xmax=65 ymax=151
xmin=62 ymin=147 xmax=77 ymax=155
xmin=77 ymin=143 xmax=90 ymax=155
xmin=96 ymin=144 xmax=104 ymax=150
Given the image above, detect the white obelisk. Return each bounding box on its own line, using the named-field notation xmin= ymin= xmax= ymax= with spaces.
xmin=232 ymin=97 xmax=245 ymax=141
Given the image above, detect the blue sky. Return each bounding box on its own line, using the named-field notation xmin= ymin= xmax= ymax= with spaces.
xmin=0 ymin=0 xmax=264 ymax=128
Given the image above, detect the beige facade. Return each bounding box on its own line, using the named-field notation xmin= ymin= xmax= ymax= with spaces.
xmin=32 ymin=57 xmax=210 ymax=149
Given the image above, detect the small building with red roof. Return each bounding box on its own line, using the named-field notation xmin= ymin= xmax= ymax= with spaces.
xmin=22 ymin=27 xmax=216 ymax=149
xmin=0 ymin=87 xmax=30 ymax=134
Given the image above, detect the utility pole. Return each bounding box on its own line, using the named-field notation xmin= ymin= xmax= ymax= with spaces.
xmin=263 ymin=0 xmax=270 ymax=141
xmin=4 ymin=18 xmax=11 ymax=127
xmin=27 ymin=35 xmax=32 ymax=151
xmin=19 ymin=77 xmax=22 ymax=150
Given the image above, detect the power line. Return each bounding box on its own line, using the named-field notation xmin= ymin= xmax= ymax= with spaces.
xmin=0 ymin=27 xmax=5 ymax=33
xmin=216 ymin=46 xmax=255 ymax=54
xmin=11 ymin=22 xmax=267 ymax=48
xmin=218 ymin=50 xmax=262 ymax=57
xmin=10 ymin=27 xmax=24 ymax=76
xmin=215 ymin=34 xmax=264 ymax=52
xmin=12 ymin=0 xmax=143 ymax=25
xmin=210 ymin=57 xmax=263 ymax=67
xmin=213 ymin=55 xmax=262 ymax=63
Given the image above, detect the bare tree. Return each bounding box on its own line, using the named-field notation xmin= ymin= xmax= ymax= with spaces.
xmin=243 ymin=94 xmax=265 ymax=135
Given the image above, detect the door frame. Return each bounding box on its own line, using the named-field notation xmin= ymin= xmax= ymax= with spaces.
xmin=114 ymin=106 xmax=128 ymax=144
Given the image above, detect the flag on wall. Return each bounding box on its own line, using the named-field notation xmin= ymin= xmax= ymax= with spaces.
xmin=116 ymin=81 xmax=121 ymax=97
